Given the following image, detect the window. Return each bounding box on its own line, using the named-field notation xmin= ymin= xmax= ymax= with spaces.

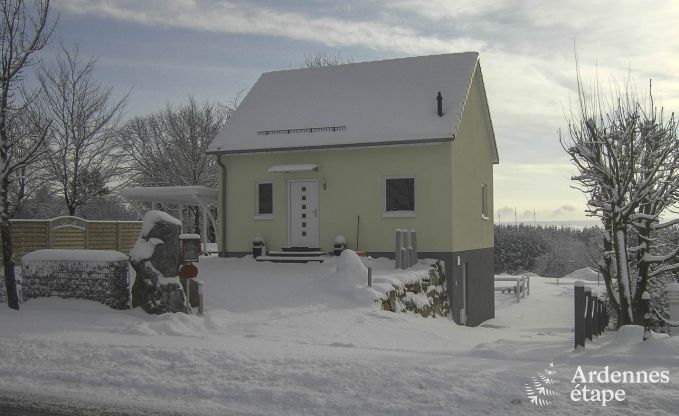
xmin=256 ymin=181 xmax=273 ymax=218
xmin=481 ymin=183 xmax=489 ymax=220
xmin=384 ymin=176 xmax=415 ymax=216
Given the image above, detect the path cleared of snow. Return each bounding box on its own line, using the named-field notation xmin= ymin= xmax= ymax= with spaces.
xmin=0 ymin=256 xmax=677 ymax=415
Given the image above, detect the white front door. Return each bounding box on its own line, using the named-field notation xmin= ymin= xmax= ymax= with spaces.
xmin=288 ymin=180 xmax=319 ymax=247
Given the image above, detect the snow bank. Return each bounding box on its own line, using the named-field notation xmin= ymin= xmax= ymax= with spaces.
xmin=2 ymin=258 xmax=679 ymax=415
xmin=334 ymin=249 xmax=367 ymax=285
xmin=614 ymin=325 xmax=645 ymax=344
xmin=563 ymin=267 xmax=599 ymax=281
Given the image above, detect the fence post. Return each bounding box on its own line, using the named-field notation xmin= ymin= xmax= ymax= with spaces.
xmin=585 ymin=288 xmax=593 ymax=341
xmin=526 ymin=274 xmax=530 ymax=296
xmin=592 ymin=295 xmax=599 ymax=337
xmin=515 ymin=280 xmax=520 ymax=303
xmin=47 ymin=219 xmax=53 ymax=249
xmin=116 ymin=222 xmax=122 ymax=251
xmin=399 ymin=229 xmax=407 ymax=270
xmin=84 ymin=220 xmax=89 ymax=249
xmin=669 ymin=282 xmax=679 ymax=337
xmin=602 ymin=300 xmax=608 ymax=329
xmin=410 ymin=229 xmax=417 ymax=267
xmin=394 ymin=229 xmax=401 ymax=269
xmin=404 ymin=229 xmax=412 ymax=269
xmin=642 ymin=291 xmax=651 ymax=341
xmin=574 ymin=281 xmax=586 ymax=348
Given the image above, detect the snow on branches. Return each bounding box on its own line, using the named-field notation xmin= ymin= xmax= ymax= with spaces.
xmin=561 ymin=66 xmax=679 ymax=327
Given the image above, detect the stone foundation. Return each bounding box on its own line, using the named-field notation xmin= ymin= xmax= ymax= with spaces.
xmin=380 ymin=261 xmax=449 ymax=318
xmin=21 ymin=250 xmax=130 ymax=310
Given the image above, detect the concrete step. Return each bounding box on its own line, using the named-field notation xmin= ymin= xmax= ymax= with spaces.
xmin=256 ymin=255 xmax=325 ymax=263
xmin=267 ymin=250 xmax=326 ymax=257
xmin=281 ymin=246 xmax=322 ymax=253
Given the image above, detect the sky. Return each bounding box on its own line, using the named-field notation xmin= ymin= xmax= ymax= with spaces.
xmin=48 ymin=0 xmax=679 ymax=222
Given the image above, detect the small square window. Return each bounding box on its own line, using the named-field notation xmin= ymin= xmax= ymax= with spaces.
xmin=257 ymin=182 xmax=273 ymax=216
xmin=302 ymin=222 xmax=307 ymax=227
xmin=302 ymin=195 xmax=306 ymax=201
xmin=302 ymin=213 xmax=307 ymax=219
xmin=302 ymin=204 xmax=306 ymax=210
xmin=302 ymin=186 xmax=306 ymax=191
xmin=302 ymin=231 xmax=307 ymax=236
xmin=385 ymin=177 xmax=415 ymax=212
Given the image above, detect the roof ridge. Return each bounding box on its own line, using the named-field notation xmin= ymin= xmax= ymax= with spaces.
xmin=263 ymin=51 xmax=480 ymax=75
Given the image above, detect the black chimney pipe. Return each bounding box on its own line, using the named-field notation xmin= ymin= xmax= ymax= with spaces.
xmin=436 ymin=91 xmax=443 ymax=117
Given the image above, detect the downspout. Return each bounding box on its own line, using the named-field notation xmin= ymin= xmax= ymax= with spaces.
xmin=216 ymin=155 xmax=228 ymax=257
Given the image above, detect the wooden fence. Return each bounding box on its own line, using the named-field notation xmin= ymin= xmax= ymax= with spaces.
xmin=5 ymin=216 xmax=143 ymax=261
xmin=494 ymin=275 xmax=530 ymax=303
xmin=574 ymin=281 xmax=609 ymax=348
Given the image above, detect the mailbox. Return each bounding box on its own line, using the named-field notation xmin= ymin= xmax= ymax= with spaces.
xmin=180 ymin=233 xmax=202 ymax=263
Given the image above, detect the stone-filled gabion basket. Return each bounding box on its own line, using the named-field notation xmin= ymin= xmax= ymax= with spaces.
xmin=21 ymin=249 xmax=131 ymax=310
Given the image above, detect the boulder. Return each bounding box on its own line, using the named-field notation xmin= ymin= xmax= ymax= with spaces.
xmin=130 ymin=210 xmax=187 ymax=314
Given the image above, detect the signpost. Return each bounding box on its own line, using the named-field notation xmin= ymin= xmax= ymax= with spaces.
xmin=179 ymin=234 xmax=204 ymax=314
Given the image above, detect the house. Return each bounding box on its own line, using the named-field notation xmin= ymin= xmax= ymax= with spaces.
xmin=207 ymin=52 xmax=499 ymax=326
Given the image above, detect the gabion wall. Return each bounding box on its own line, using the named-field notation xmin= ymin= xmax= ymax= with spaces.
xmin=21 ymin=251 xmax=131 ymax=310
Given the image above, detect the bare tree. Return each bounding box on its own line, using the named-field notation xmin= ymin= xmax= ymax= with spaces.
xmin=303 ymin=52 xmax=352 ymax=68
xmin=6 ymin=106 xmax=48 ymax=218
xmin=0 ymin=0 xmax=53 ymax=310
xmin=116 ymin=97 xmax=232 ymax=231
xmin=561 ymin=67 xmax=679 ymax=326
xmin=39 ymin=46 xmax=128 ymax=216
xmin=118 ymin=97 xmax=231 ymax=188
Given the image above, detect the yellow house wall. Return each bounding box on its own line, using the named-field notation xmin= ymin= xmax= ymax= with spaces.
xmin=451 ymin=65 xmax=495 ymax=251
xmin=219 ymin=143 xmax=453 ymax=253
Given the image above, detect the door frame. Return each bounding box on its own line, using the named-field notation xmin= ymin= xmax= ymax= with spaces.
xmin=287 ymin=179 xmax=320 ymax=247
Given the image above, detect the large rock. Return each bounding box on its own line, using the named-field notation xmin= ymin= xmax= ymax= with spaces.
xmin=130 ymin=210 xmax=187 ymax=314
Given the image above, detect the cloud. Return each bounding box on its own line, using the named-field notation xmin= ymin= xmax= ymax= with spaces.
xmin=498 ymin=206 xmax=514 ymax=217
xmin=58 ymin=0 xmax=484 ymax=54
xmin=552 ymin=203 xmax=578 ymax=218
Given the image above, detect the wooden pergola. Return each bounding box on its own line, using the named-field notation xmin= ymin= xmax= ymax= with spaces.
xmin=120 ymin=186 xmax=218 ymax=253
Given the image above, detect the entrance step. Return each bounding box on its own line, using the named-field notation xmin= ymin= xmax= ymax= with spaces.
xmin=281 ymin=246 xmax=322 ymax=253
xmin=267 ymin=250 xmax=325 ymax=257
xmin=256 ymin=255 xmax=325 ymax=263
xmin=256 ymin=246 xmax=327 ymax=263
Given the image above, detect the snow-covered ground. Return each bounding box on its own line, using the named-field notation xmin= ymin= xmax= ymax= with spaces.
xmin=0 ymin=256 xmax=677 ymax=415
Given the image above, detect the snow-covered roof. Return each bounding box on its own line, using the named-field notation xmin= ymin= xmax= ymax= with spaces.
xmin=209 ymin=52 xmax=491 ymax=154
xmin=120 ymin=186 xmax=218 ymax=205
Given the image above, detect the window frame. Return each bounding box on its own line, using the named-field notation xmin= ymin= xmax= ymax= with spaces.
xmin=383 ymin=175 xmax=416 ymax=218
xmin=255 ymin=180 xmax=274 ymax=220
xmin=481 ymin=183 xmax=489 ymax=220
